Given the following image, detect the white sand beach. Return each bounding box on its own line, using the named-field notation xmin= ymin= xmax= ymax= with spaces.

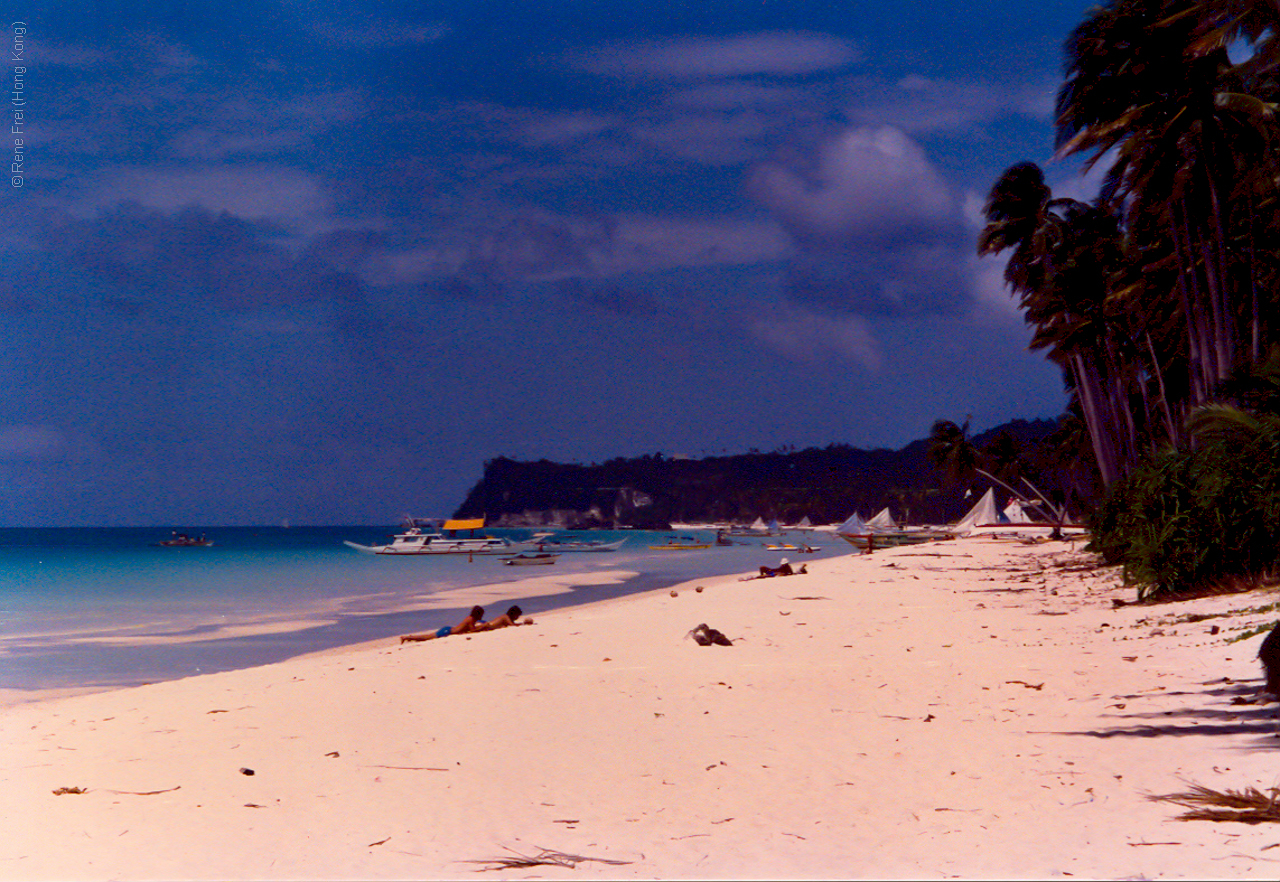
xmin=5 ymin=537 xmax=1280 ymax=880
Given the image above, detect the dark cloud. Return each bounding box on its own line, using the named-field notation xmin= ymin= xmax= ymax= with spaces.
xmin=41 ymin=204 xmax=383 ymax=312
xmin=555 ymin=278 xmax=661 ymax=316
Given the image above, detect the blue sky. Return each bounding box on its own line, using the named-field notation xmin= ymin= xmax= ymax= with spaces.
xmin=4 ymin=0 xmax=1097 ymax=526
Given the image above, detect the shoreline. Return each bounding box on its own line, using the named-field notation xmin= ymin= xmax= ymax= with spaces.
xmin=0 ymin=561 xmax=755 ymax=705
xmin=6 ymin=537 xmax=1280 ymax=879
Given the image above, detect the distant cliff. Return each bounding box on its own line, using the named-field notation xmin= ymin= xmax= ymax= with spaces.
xmin=453 ymin=418 xmax=1064 ymax=529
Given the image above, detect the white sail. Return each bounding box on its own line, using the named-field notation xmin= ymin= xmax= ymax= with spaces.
xmin=1003 ymin=498 xmax=1034 ymax=523
xmin=952 ymin=488 xmax=999 ymax=535
xmin=866 ymin=507 xmax=896 ymax=531
xmin=836 ymin=512 xmax=867 ymax=535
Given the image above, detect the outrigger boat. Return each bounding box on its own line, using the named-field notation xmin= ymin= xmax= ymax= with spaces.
xmin=344 ymin=518 xmax=529 ymax=556
xmin=764 ymin=542 xmax=821 ymax=553
xmin=648 ymin=536 xmax=713 ymax=550
xmin=527 ymin=533 xmax=626 ymax=553
xmin=155 ymin=531 xmax=213 ymax=548
xmin=834 ymin=510 xmax=952 ymax=551
xmin=502 ymin=552 xmax=560 ymax=566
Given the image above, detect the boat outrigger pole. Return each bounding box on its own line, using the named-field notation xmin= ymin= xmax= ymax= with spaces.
xmin=974 ymin=468 xmax=1069 ymax=538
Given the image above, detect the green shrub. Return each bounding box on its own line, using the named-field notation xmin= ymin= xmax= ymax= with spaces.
xmin=1091 ymin=414 xmax=1280 ymax=600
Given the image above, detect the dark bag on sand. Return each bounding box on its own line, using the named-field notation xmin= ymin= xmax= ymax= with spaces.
xmin=687 ymin=623 xmax=732 ymax=646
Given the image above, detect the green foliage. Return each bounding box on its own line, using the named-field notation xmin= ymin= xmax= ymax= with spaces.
xmin=1091 ymin=411 xmax=1280 ymax=599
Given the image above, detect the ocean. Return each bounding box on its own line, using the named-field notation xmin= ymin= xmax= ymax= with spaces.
xmin=0 ymin=525 xmax=845 ymax=694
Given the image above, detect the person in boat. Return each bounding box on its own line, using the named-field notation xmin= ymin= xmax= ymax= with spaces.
xmin=400 ymin=606 xmax=486 ymax=643
xmin=473 ymin=605 xmax=533 ymax=631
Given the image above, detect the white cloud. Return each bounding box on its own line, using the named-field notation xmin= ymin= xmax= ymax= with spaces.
xmin=27 ymin=42 xmax=108 ymax=68
xmin=849 ymin=74 xmax=1056 ymax=135
xmin=609 ymin=215 xmax=791 ymax=273
xmin=0 ymin=426 xmax=67 ymax=461
xmin=308 ymin=20 xmax=450 ymax=47
xmin=366 ymin=212 xmax=791 ymax=286
xmin=89 ymin=166 xmax=329 ymax=228
xmin=747 ymin=305 xmax=881 ymax=370
xmin=750 ymin=126 xmax=957 ymax=242
xmin=570 ymin=31 xmax=859 ymax=80
xmin=515 ymin=112 xmax=618 ymax=148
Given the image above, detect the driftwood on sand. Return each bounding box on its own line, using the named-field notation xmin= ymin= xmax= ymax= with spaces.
xmin=464 ymin=846 xmax=634 ymax=871
xmin=1151 ymin=783 xmax=1280 ymax=823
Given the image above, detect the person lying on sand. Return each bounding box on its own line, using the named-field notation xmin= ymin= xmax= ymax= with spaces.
xmin=400 ymin=605 xmax=486 ymax=643
xmin=473 ymin=605 xmax=534 ymax=631
xmin=758 ymin=558 xmax=808 ymax=578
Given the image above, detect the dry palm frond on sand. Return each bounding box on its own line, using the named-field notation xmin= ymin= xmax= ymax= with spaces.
xmin=1151 ymin=783 xmax=1280 ymax=823
xmin=466 ymin=846 xmax=634 ymax=871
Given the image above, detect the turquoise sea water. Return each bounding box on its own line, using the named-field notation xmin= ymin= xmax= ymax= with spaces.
xmin=0 ymin=525 xmax=847 ymax=693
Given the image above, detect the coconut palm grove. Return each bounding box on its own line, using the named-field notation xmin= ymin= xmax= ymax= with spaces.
xmin=977 ymin=0 xmax=1280 ymax=599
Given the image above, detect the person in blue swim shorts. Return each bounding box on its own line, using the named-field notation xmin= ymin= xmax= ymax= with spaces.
xmin=400 ymin=605 xmax=485 ymax=643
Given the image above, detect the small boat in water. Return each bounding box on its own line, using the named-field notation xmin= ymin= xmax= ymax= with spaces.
xmin=764 ymin=542 xmax=821 ymax=553
xmin=344 ymin=518 xmax=529 ymax=556
xmin=154 ymin=531 xmax=213 ymax=548
xmin=527 ymin=533 xmax=626 ymax=553
xmin=502 ymin=552 xmax=559 ymax=566
xmin=649 ymin=536 xmax=713 ymax=550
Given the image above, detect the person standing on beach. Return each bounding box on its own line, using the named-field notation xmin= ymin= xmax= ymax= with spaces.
xmin=400 ymin=605 xmax=485 ymax=643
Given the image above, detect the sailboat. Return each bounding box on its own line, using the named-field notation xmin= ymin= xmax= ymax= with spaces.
xmin=836 ymin=507 xmax=952 ymax=551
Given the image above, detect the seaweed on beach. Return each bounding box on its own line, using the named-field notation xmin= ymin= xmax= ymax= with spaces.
xmin=1151 ymin=782 xmax=1280 ymax=823
xmin=465 ymin=846 xmax=634 ymax=871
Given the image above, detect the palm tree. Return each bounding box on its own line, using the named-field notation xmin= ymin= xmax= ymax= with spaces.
xmin=1056 ymin=0 xmax=1280 ymax=406
xmin=979 ymin=163 xmax=1138 ymax=485
xmin=928 ymin=419 xmax=980 ymax=490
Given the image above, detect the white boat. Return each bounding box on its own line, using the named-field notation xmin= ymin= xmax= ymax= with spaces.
xmin=154 ymin=531 xmax=213 ymax=548
xmin=527 ymin=533 xmax=626 ymax=553
xmin=344 ymin=518 xmax=529 ymax=556
xmin=502 ymin=552 xmax=560 ymax=566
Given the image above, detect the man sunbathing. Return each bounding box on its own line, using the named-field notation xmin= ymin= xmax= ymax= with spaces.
xmin=473 ymin=605 xmax=534 ymax=631
xmin=400 ymin=605 xmax=486 ymax=643
xmin=758 ymin=558 xmax=808 ymax=578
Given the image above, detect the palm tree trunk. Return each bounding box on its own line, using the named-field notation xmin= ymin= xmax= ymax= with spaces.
xmin=1144 ymin=330 xmax=1180 ymax=447
xmin=1071 ymin=352 xmax=1120 ymax=486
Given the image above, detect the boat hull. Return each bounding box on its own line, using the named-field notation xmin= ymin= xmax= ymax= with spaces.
xmin=343 ymin=539 xmax=528 ymax=556
xmin=528 ymin=538 xmax=626 ymax=553
xmin=502 ymin=553 xmax=559 ymax=566
xmin=837 ymin=531 xmax=953 ymax=551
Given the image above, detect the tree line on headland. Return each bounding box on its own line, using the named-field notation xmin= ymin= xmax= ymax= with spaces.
xmin=979 ymin=0 xmax=1280 ymax=599
xmin=454 ymin=417 xmax=1081 ymax=532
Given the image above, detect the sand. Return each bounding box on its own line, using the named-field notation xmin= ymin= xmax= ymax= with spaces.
xmin=5 ymin=537 xmax=1280 ymax=880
